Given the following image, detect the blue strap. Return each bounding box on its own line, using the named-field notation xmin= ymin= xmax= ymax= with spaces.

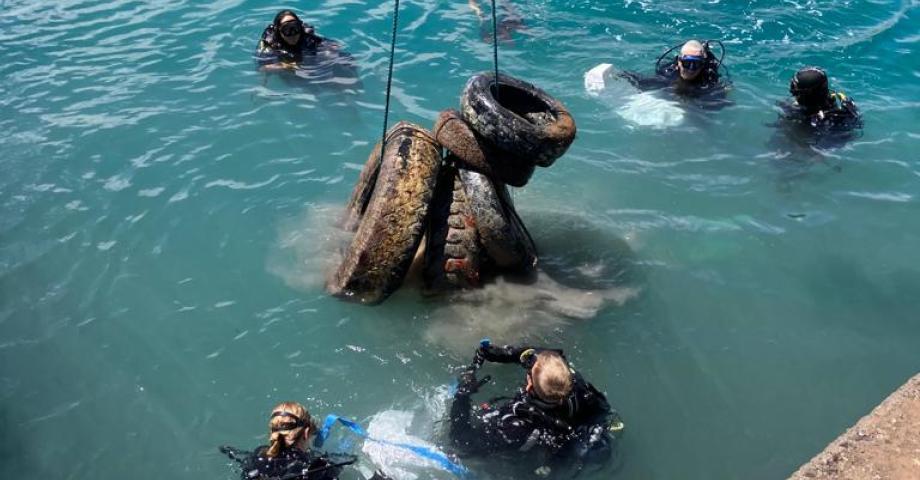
xmin=314 ymin=414 xmax=469 ymax=477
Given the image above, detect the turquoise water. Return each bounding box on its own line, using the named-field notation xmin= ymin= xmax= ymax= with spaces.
xmin=2 ymin=0 xmax=919 ymax=478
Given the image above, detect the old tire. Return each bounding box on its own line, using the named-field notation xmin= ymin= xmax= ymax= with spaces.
xmin=424 ymin=164 xmax=482 ymax=290
xmin=458 ymin=168 xmax=537 ymax=271
xmin=432 ymin=109 xmax=536 ymax=187
xmin=327 ymin=122 xmax=442 ymax=304
xmin=341 ymin=138 xmax=383 ymax=232
xmin=460 ymin=73 xmax=576 ymax=167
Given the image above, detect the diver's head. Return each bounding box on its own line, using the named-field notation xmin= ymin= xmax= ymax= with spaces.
xmin=790 ymin=67 xmax=830 ymax=110
xmin=273 ymin=10 xmax=304 ymax=47
xmin=265 ymin=401 xmax=317 ymax=457
xmin=677 ymin=40 xmax=706 ymax=81
xmin=526 ymin=351 xmax=574 ymax=405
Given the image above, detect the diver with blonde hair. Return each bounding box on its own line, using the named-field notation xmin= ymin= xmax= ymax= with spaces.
xmin=448 ymin=341 xmax=624 ymax=474
xmin=221 ymin=402 xmax=392 ymax=480
xmin=615 ymin=39 xmax=729 ymax=105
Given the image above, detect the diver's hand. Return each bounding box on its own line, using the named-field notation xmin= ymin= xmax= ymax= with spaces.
xmin=478 ymin=344 xmax=522 ymax=363
xmin=455 ymin=369 xmax=479 ymax=397
xmin=260 ymin=62 xmax=295 ymax=72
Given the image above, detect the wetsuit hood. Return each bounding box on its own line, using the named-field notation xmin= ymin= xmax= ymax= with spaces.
xmin=791 ymin=67 xmax=830 ymax=109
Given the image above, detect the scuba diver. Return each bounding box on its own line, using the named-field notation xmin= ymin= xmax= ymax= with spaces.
xmin=254 ymin=10 xmax=361 ymax=93
xmin=448 ymin=342 xmax=624 ymax=475
xmin=620 ymin=39 xmax=729 ymax=99
xmin=468 ymin=0 xmax=525 ymax=43
xmin=256 ymin=11 xmax=324 ymax=69
xmin=779 ymin=67 xmax=861 ymax=132
xmin=221 ymin=401 xmax=392 ymax=480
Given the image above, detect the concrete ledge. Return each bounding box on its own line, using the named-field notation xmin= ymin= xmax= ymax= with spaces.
xmin=789 ymin=373 xmax=920 ymax=480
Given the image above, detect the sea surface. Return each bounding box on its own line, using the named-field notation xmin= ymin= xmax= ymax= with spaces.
xmin=1 ymin=0 xmax=919 ymax=479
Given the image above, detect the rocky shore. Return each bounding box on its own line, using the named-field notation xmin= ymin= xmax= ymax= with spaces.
xmin=789 ymin=373 xmax=920 ymax=480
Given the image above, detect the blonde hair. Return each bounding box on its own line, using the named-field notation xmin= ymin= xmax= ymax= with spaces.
xmin=265 ymin=402 xmax=317 ymax=458
xmin=531 ymin=351 xmax=574 ymax=404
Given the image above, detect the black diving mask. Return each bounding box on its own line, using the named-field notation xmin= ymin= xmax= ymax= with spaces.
xmin=270 ymin=411 xmax=307 ymax=432
xmin=678 ymin=55 xmax=704 ymax=71
xmin=279 ymin=21 xmax=302 ymax=38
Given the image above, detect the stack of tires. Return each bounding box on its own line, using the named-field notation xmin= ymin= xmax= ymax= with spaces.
xmin=327 ymin=73 xmax=576 ymax=304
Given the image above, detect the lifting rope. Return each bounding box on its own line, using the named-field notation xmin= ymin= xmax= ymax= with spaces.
xmin=379 ymin=0 xmax=401 ymax=163
xmin=377 ymin=0 xmax=531 ymax=256
xmin=490 ymin=0 xmax=500 ymax=99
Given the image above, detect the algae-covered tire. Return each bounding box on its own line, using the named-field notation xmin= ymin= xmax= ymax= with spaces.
xmin=432 ymin=109 xmax=535 ymax=187
xmin=460 ymin=73 xmax=576 ymax=167
xmin=458 ymin=168 xmax=537 ymax=271
xmin=327 ymin=122 xmax=442 ymax=304
xmin=341 ymin=139 xmax=383 ymax=232
xmin=424 ymin=164 xmax=482 ymax=290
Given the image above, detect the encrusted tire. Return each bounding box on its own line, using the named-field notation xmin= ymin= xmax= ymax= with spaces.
xmin=424 ymin=164 xmax=482 ymax=290
xmin=327 ymin=122 xmax=442 ymax=304
xmin=460 ymin=73 xmax=576 ymax=167
xmin=458 ymin=168 xmax=537 ymax=271
xmin=432 ymin=109 xmax=535 ymax=187
xmin=341 ymin=139 xmax=383 ymax=232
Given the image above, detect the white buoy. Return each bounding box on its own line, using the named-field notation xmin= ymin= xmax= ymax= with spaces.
xmin=584 ymin=63 xmax=615 ymax=96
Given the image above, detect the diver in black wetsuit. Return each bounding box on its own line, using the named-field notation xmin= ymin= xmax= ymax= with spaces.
xmin=255 ymin=10 xmax=330 ymax=70
xmin=620 ymin=40 xmax=728 ymax=99
xmin=469 ymin=0 xmax=525 ymax=43
xmin=448 ymin=343 xmax=623 ymax=474
xmin=221 ymin=402 xmax=392 ymax=480
xmin=779 ymin=67 xmax=861 ymax=132
xmin=254 ymin=10 xmax=360 ymax=92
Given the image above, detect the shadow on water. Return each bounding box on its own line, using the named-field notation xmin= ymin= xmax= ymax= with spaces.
xmin=254 ymin=44 xmax=363 ymax=117
xmin=803 ymin=254 xmax=920 ymax=337
xmin=761 ymin=116 xmax=861 ymax=192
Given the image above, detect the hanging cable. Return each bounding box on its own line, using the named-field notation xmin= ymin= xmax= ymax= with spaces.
xmin=379 ymin=0 xmax=401 ymax=163
xmin=490 ymin=0 xmax=500 ymax=100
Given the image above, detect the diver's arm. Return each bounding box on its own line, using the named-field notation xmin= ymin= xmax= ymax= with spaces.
xmin=254 ymin=26 xmax=278 ymax=63
xmin=480 ymin=345 xmax=566 ymax=366
xmin=576 ymin=377 xmax=612 ymax=425
xmin=448 ymin=385 xmax=480 ymax=450
xmin=841 ymin=97 xmax=860 ymax=120
xmin=255 ymin=40 xmax=293 ymax=71
xmin=479 ymin=344 xmax=534 ymax=364
xmin=260 ymin=62 xmax=297 ymax=72
xmin=617 ymin=70 xmax=671 ymax=91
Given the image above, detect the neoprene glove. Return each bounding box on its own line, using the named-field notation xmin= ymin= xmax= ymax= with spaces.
xmin=478 ymin=344 xmax=517 ymax=363
xmin=455 ymin=369 xmax=479 ymax=397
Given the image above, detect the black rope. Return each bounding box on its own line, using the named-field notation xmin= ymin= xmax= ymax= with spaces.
xmin=491 ymin=0 xmax=499 ymax=100
xmin=380 ymin=0 xmax=401 ymax=163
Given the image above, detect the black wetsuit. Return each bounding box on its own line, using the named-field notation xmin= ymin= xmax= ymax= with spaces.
xmin=256 ymin=24 xmax=325 ymax=65
xmin=222 ymin=445 xmax=349 ymax=480
xmin=448 ymin=345 xmax=616 ymax=467
xmin=779 ymin=92 xmax=861 ymax=131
